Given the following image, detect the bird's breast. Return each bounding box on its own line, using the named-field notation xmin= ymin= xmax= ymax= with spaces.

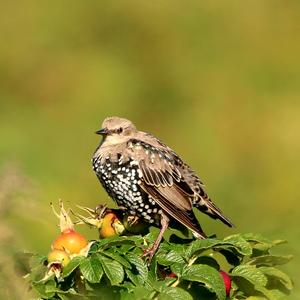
xmin=92 ymin=155 xmax=162 ymax=224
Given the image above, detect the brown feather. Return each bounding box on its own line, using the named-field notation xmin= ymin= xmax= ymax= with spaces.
xmin=141 ymin=183 xmax=206 ymax=238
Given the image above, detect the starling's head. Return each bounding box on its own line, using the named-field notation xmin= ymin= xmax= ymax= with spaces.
xmin=96 ymin=117 xmax=137 ymax=141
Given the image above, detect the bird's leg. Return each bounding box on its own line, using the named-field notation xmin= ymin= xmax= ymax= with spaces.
xmin=143 ymin=213 xmax=170 ymax=262
xmin=126 ymin=215 xmax=140 ymax=226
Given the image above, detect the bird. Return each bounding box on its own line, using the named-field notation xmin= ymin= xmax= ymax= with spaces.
xmin=92 ymin=116 xmax=233 ymax=260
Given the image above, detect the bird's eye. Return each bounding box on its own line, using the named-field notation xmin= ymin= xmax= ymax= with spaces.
xmin=117 ymin=127 xmax=123 ymax=133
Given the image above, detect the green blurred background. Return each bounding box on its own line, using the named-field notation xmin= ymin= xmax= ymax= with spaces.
xmin=0 ymin=1 xmax=299 ymax=299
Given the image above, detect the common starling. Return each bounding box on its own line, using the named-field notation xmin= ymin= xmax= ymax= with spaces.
xmin=92 ymin=117 xmax=233 ymax=259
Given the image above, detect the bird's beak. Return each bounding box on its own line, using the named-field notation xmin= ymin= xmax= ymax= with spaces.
xmin=95 ymin=127 xmax=108 ymax=135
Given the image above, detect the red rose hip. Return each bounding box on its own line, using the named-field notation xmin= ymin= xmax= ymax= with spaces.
xmin=219 ymin=270 xmax=231 ymax=296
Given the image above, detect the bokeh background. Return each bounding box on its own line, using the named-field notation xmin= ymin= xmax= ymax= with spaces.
xmin=0 ymin=1 xmax=299 ymax=299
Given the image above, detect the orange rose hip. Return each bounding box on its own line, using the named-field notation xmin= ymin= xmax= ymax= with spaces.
xmin=52 ymin=229 xmax=88 ymax=254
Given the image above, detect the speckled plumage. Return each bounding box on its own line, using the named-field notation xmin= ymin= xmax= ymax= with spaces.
xmin=92 ymin=156 xmax=162 ymax=224
xmin=92 ymin=117 xmax=233 ymax=258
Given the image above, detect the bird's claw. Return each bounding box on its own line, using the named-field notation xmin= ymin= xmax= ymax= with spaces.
xmin=141 ymin=247 xmax=156 ymax=263
xmin=126 ymin=215 xmax=140 ymax=226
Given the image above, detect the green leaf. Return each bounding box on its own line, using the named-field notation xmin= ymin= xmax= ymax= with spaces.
xmin=254 ymin=286 xmax=288 ymax=300
xmin=29 ymin=253 xmax=47 ymax=270
xmin=185 ymin=238 xmax=222 ymax=259
xmin=161 ymin=243 xmax=186 ymax=254
xmin=182 ymin=264 xmax=226 ymax=300
xmin=33 ymin=279 xmax=56 ymax=299
xmin=97 ymin=235 xmax=143 ymax=249
xmin=223 ymin=234 xmax=252 ymax=256
xmin=170 ymin=263 xmax=184 ymax=277
xmin=62 ymin=255 xmax=84 ymax=278
xmin=185 ymin=235 xmax=252 ymax=260
xmin=259 ymin=266 xmax=293 ymax=291
xmin=101 ymin=249 xmax=131 ymax=268
xmin=247 ymin=255 xmax=293 ymax=267
xmin=98 ymin=254 xmax=124 ymax=285
xmin=194 ymin=255 xmax=220 ymax=270
xmin=240 ymin=234 xmax=287 ymax=255
xmin=156 ymin=249 xmax=186 ymax=266
xmin=231 ymin=265 xmax=268 ymax=287
xmin=121 ymin=286 xmax=153 ymax=300
xmin=240 ymin=233 xmax=273 ymax=244
xmin=29 ymin=264 xmax=49 ymax=282
xmin=126 ymin=253 xmax=148 ymax=284
xmin=80 ymin=254 xmax=103 ymax=283
xmin=159 ymin=287 xmax=193 ymax=300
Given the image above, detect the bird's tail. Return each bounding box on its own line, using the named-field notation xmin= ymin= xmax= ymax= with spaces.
xmin=194 ymin=195 xmax=234 ymax=228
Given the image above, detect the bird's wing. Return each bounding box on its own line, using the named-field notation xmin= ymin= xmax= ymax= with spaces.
xmin=126 ymin=139 xmax=206 ymax=237
xmin=141 ymin=180 xmax=206 ymax=237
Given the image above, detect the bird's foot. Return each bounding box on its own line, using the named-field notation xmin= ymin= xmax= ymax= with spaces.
xmin=141 ymin=247 xmax=156 ymax=264
xmin=94 ymin=204 xmax=108 ymax=219
xmin=95 ymin=204 xmax=127 ymax=219
xmin=126 ymin=215 xmax=140 ymax=227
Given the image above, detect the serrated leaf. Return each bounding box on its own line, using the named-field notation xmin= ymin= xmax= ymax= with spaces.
xmin=148 ymin=255 xmax=158 ymax=283
xmin=241 ymin=233 xmax=287 ymax=254
xmin=231 ymin=265 xmax=267 ymax=287
xmin=182 ymin=264 xmax=226 ymax=300
xmin=170 ymin=263 xmax=184 ymax=277
xmin=159 ymin=287 xmax=193 ymax=300
xmin=223 ymin=235 xmax=252 ymax=256
xmin=240 ymin=233 xmax=273 ymax=244
xmin=126 ymin=253 xmax=148 ymax=283
xmin=247 ymin=255 xmax=293 ymax=267
xmin=80 ymin=254 xmax=103 ymax=283
xmin=97 ymin=235 xmax=143 ymax=249
xmin=101 ymin=250 xmax=131 ymax=268
xmin=157 ymin=250 xmax=185 ymax=266
xmin=98 ymin=255 xmax=124 ymax=285
xmin=185 ymin=239 xmax=222 ymax=259
xmin=259 ymin=266 xmax=293 ymax=291
xmin=185 ymin=236 xmax=252 ymax=260
xmin=160 ymin=243 xmax=186 ymax=254
xmin=62 ymin=256 xmax=84 ymax=278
